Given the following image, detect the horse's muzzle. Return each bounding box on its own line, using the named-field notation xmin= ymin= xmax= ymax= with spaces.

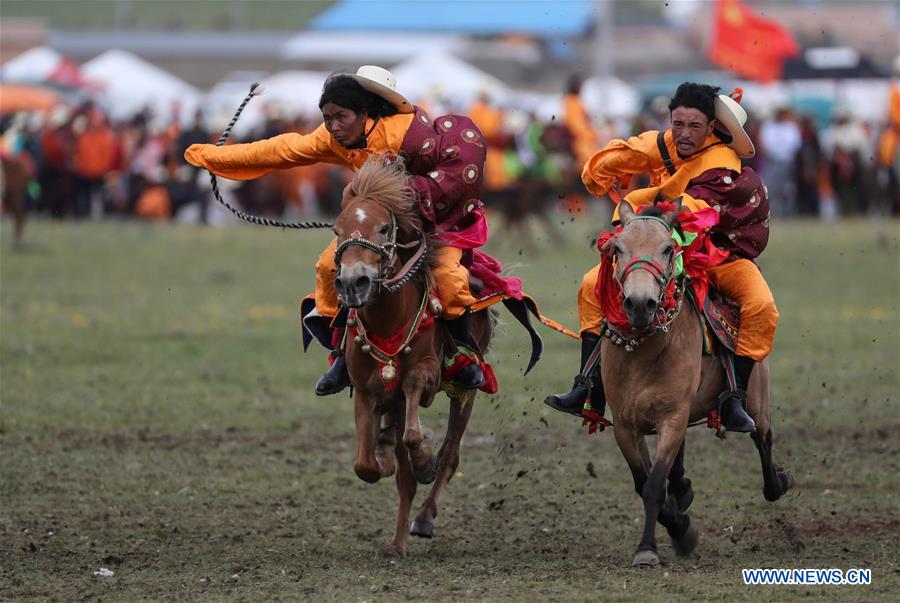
xmin=623 ymin=294 xmax=658 ymax=331
xmin=335 ymin=263 xmax=377 ymax=308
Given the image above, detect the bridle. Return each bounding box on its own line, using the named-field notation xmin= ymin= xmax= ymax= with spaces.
xmin=334 ymin=209 xmax=429 ymax=294
xmin=606 ymin=214 xmax=684 ymax=351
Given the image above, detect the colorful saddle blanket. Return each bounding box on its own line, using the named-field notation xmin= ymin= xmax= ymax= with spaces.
xmin=693 ymin=288 xmax=740 ymax=354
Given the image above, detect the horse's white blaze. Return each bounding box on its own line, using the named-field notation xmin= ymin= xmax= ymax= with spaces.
xmin=355 ymin=208 xmax=367 ymax=223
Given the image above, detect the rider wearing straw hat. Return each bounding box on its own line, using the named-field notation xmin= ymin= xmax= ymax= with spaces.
xmin=186 ymin=66 xmax=510 ymax=395
xmin=546 ymin=82 xmax=776 ymax=434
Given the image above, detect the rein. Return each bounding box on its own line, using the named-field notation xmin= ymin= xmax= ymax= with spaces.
xmin=208 ymin=83 xmax=333 ymax=230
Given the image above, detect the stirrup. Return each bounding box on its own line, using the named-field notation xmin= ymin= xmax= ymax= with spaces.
xmin=717 ymin=389 xmax=756 ymax=433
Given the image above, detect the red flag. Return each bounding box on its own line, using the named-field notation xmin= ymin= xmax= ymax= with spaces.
xmin=707 ymin=0 xmax=800 ymax=82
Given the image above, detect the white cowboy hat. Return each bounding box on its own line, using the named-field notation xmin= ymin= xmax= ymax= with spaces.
xmin=349 ymin=65 xmax=414 ymax=114
xmin=714 ymin=94 xmax=755 ymax=159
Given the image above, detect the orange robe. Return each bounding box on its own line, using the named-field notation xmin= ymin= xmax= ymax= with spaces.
xmin=468 ymin=99 xmax=509 ymax=192
xmin=185 ymin=114 xmax=477 ymax=319
xmin=578 ymin=132 xmax=777 ymax=361
xmin=563 ymin=93 xmax=598 ymax=167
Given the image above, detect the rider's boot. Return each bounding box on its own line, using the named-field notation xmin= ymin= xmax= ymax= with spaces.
xmin=315 ymin=329 xmax=351 ymax=396
xmin=544 ymin=331 xmax=604 ymax=417
xmin=444 ymin=310 xmax=485 ymax=390
xmin=718 ymin=354 xmax=757 ymax=432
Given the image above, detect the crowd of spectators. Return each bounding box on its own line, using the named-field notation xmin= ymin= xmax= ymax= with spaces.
xmin=1 ymin=84 xmax=898 ymax=227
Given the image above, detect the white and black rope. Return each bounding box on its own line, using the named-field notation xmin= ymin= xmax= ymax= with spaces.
xmin=208 ymin=83 xmax=333 ymax=230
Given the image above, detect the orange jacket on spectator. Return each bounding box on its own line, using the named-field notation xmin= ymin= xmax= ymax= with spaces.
xmin=73 ymin=126 xmax=116 ymax=180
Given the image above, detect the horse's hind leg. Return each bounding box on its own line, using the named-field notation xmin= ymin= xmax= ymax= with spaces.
xmin=752 ymin=426 xmax=794 ymax=502
xmin=411 ymin=391 xmax=475 ymax=539
xmin=401 ymin=368 xmax=438 ymax=484
xmin=747 ymin=363 xmax=794 ymax=502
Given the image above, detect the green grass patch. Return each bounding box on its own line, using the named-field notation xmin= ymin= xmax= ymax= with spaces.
xmin=2 ymin=216 xmax=898 ymax=600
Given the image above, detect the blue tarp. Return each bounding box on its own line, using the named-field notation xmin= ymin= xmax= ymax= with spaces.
xmin=310 ymin=0 xmax=594 ymax=37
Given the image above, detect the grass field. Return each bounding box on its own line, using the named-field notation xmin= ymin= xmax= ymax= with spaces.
xmin=1 ymin=216 xmax=898 ymax=601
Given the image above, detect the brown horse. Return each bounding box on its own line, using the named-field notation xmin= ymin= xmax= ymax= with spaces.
xmin=603 ymin=200 xmax=793 ymax=567
xmin=332 ymin=157 xmax=493 ymax=558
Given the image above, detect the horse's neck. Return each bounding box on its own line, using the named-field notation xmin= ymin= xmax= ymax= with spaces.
xmin=358 ymin=282 xmax=424 ymax=336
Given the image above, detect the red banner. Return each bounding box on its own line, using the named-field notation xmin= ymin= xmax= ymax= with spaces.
xmin=708 ymin=0 xmax=800 ymax=82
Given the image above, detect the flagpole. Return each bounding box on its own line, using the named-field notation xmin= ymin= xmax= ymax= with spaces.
xmin=592 ymin=0 xmax=614 ymax=117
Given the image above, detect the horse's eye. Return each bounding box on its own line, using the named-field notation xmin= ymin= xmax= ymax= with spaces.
xmin=332 ymin=228 xmax=339 ymax=237
xmin=378 ymin=225 xmax=390 ymax=236
xmin=663 ymin=245 xmax=674 ymax=257
xmin=614 ymin=245 xmax=623 ymax=256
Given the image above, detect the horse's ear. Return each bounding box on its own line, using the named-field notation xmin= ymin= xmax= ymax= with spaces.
xmin=617 ymin=201 xmax=635 ymax=223
xmin=661 ymin=196 xmax=683 ymax=225
xmin=340 ymin=183 xmax=356 ymax=209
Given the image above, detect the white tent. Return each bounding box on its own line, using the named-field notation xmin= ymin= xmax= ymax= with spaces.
xmin=204 ymin=70 xmax=329 ymax=138
xmin=392 ymin=51 xmax=508 ymax=111
xmin=261 ymin=70 xmax=330 ymax=117
xmin=82 ymin=49 xmax=200 ymax=123
xmin=581 ymin=76 xmax=642 ymax=119
xmin=1 ymin=46 xmax=63 ymax=82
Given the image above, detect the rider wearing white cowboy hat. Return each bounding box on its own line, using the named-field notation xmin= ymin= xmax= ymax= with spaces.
xmin=185 ymin=65 xmax=513 ymax=396
xmin=548 ymin=82 xmax=777 ymax=436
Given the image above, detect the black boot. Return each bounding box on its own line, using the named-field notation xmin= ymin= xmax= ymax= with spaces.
xmin=315 ymin=352 xmax=351 ymax=396
xmin=445 ymin=311 xmax=485 ymax=390
xmin=544 ymin=332 xmax=604 ymax=416
xmin=718 ymin=355 xmax=757 ymax=432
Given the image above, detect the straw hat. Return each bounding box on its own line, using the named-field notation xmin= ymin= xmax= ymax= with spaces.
xmin=349 ymin=65 xmax=414 ymax=114
xmin=714 ymin=92 xmax=755 ymax=159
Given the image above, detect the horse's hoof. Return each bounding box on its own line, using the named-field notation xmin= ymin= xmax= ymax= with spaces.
xmin=632 ymin=549 xmax=660 ymax=568
xmin=671 ymin=519 xmax=699 ymax=558
xmin=676 ymin=484 xmax=694 ymax=512
xmin=410 ymin=518 xmax=434 ymax=539
xmin=779 ymin=471 xmax=795 ymax=493
xmin=379 ymin=544 xmax=406 ymax=559
xmin=413 ymin=453 xmax=437 ymax=485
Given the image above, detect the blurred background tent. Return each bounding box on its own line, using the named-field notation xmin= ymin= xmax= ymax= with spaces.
xmin=1 ymin=46 xmax=64 ymax=82
xmin=392 ymin=50 xmax=508 ymax=110
xmin=82 ymin=49 xmax=200 ymax=124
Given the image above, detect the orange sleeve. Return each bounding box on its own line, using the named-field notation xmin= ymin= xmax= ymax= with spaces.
xmin=183 ymin=123 xmax=343 ymax=180
xmin=581 ymin=130 xmax=661 ymax=197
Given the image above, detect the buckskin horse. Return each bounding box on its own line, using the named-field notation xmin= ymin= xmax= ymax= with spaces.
xmin=327 ymin=157 xmax=551 ymax=558
xmin=597 ymin=200 xmax=793 ymax=567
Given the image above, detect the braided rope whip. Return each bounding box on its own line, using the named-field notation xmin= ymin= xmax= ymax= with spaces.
xmin=207 ymin=83 xmax=333 ymax=230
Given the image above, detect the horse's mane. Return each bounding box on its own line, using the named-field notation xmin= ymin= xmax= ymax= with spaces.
xmin=636 ymin=204 xmax=667 ymax=218
xmin=348 ymin=155 xmax=436 ymax=286
xmin=349 ymin=156 xmax=423 ymax=235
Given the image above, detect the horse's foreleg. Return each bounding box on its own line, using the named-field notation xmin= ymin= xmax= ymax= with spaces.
xmin=383 ymin=433 xmax=417 ymax=558
xmin=352 ymin=391 xmax=382 ymax=483
xmin=667 ymin=442 xmax=693 ymax=512
xmin=633 ymin=418 xmax=692 ymax=566
xmin=411 ymin=391 xmax=475 ymax=539
xmin=401 ymin=369 xmax=437 ymax=484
